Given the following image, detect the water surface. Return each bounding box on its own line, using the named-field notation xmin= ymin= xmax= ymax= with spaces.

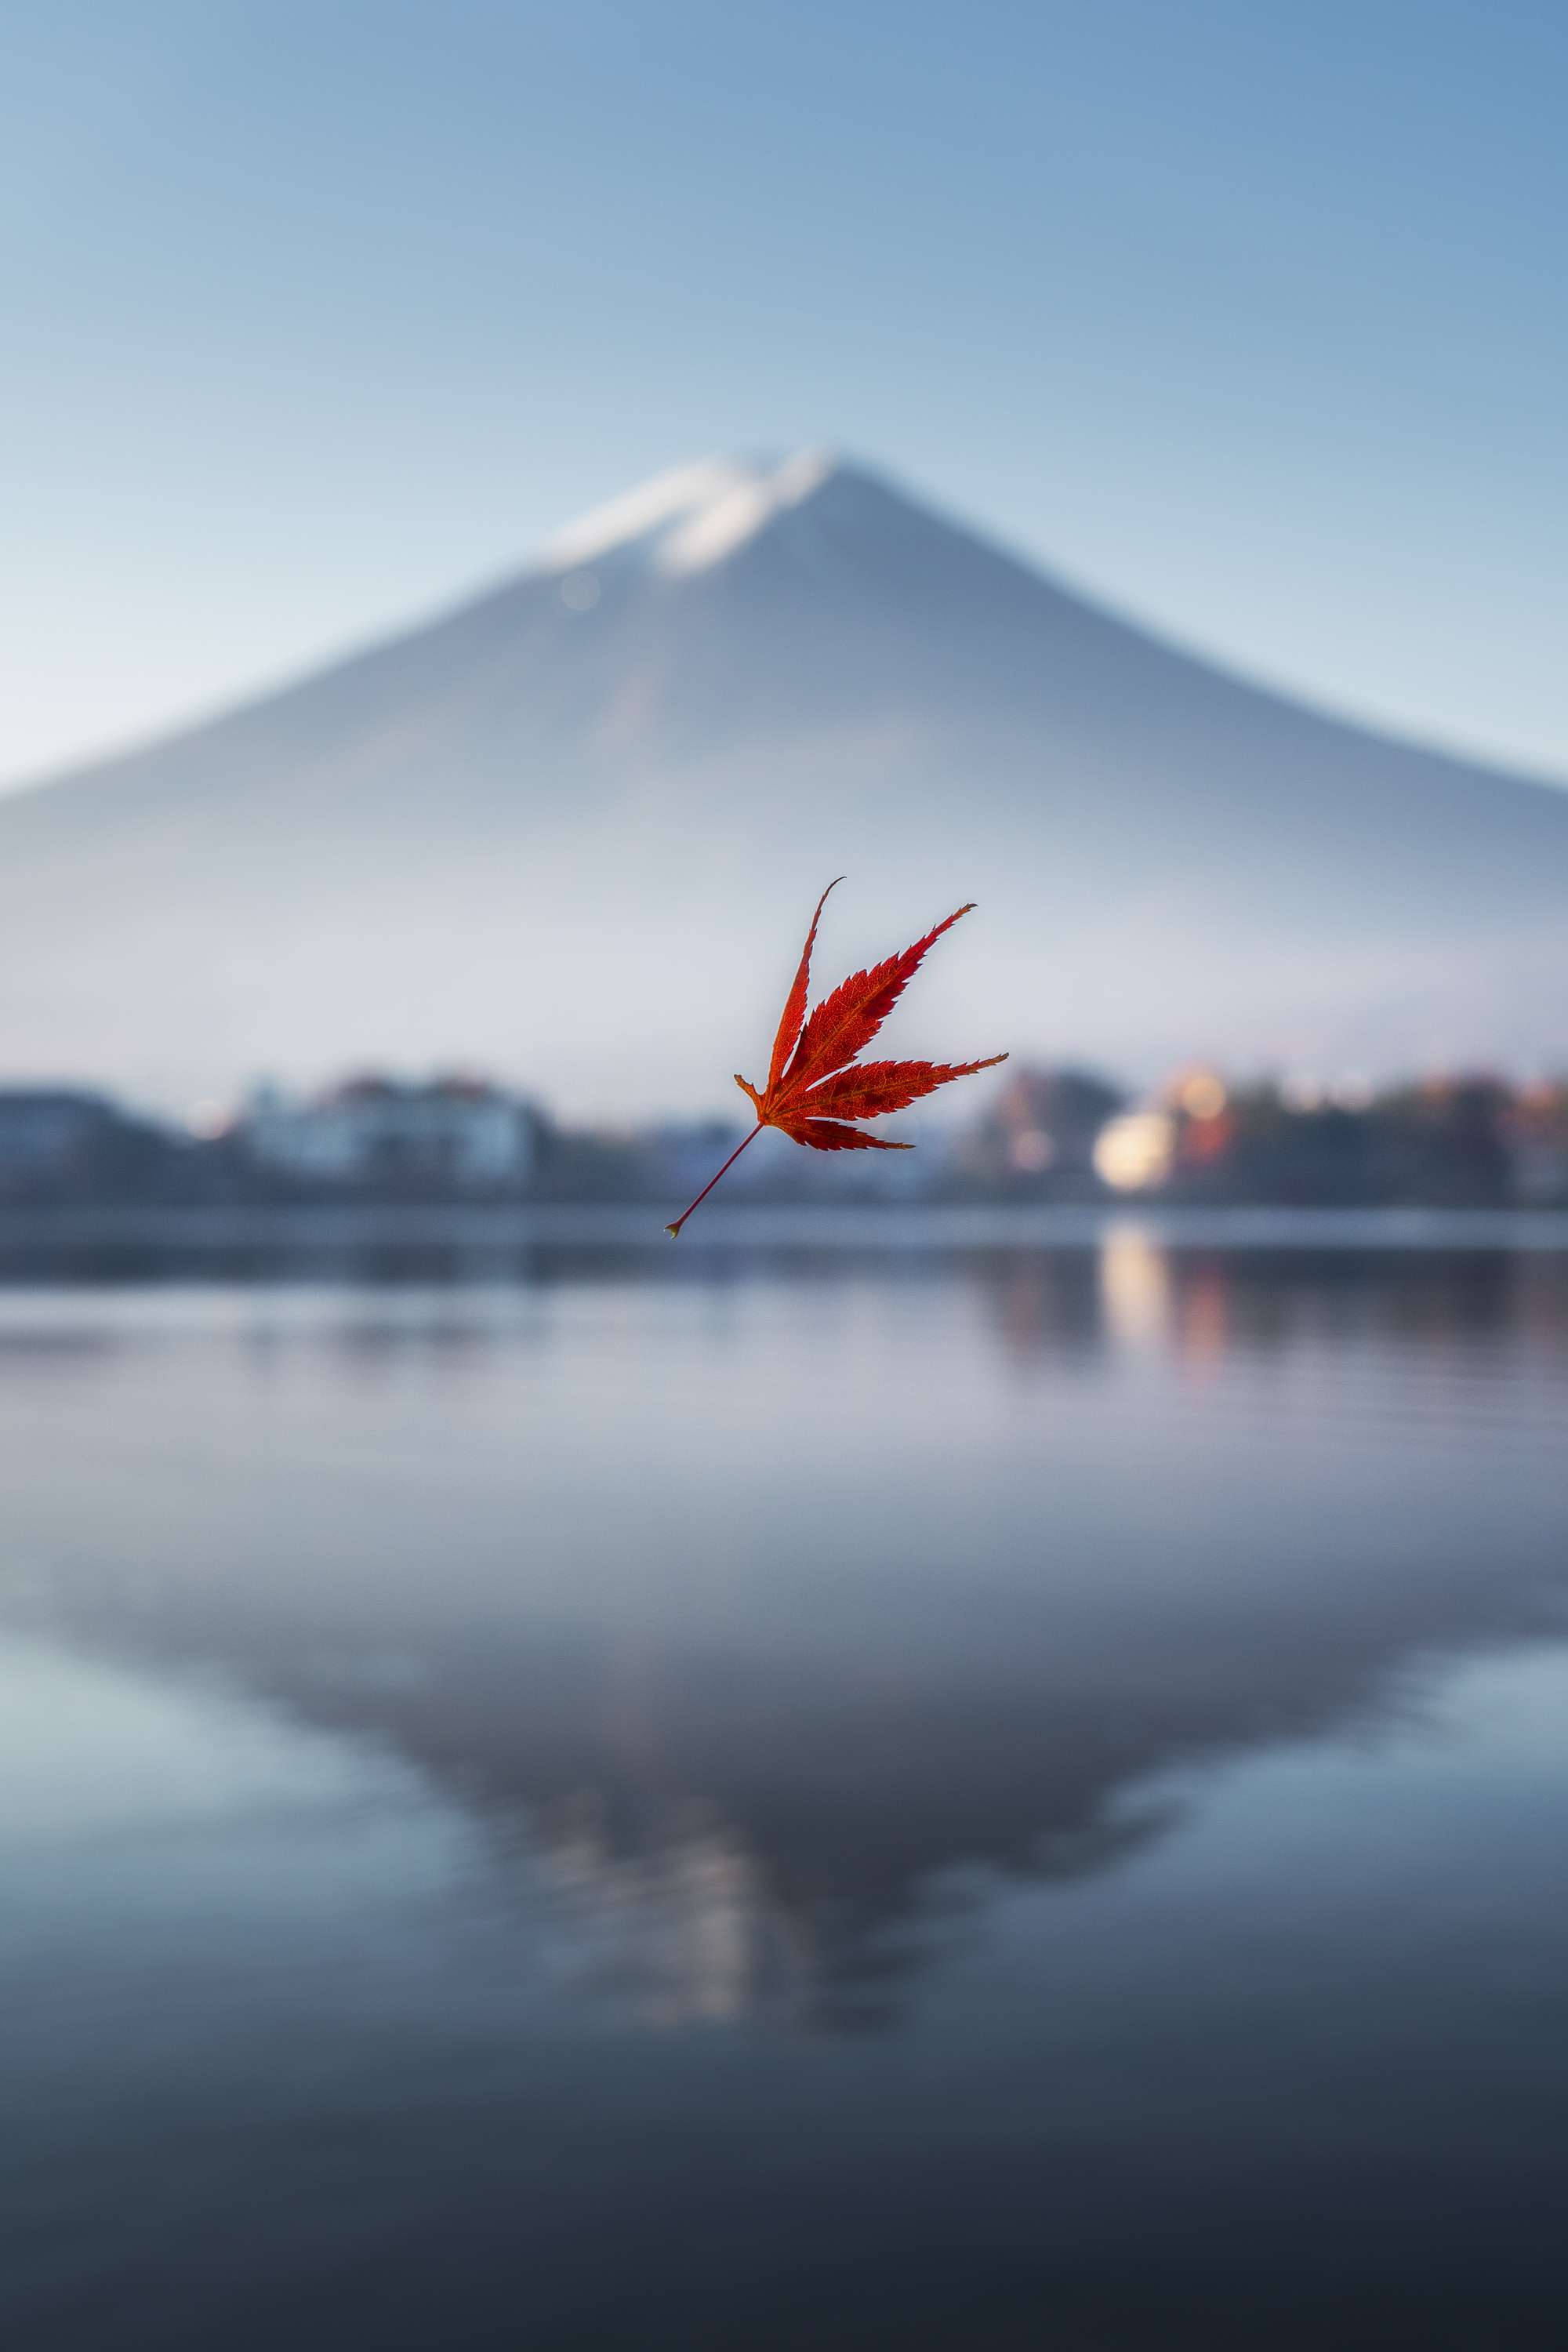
xmin=4 ymin=1236 xmax=1568 ymax=2348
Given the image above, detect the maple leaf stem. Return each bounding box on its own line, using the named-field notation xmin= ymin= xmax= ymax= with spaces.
xmin=664 ymin=1122 xmax=765 ymax=1237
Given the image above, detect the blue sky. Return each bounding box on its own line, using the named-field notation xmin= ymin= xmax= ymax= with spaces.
xmin=3 ymin=0 xmax=1565 ymax=788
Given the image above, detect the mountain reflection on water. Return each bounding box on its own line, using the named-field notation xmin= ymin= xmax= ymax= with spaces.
xmin=4 ymin=1235 xmax=1568 ymax=2348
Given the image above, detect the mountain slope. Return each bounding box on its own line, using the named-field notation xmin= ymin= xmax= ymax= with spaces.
xmin=3 ymin=451 xmax=1565 ymax=1111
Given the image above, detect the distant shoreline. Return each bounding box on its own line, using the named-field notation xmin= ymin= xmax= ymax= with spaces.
xmin=3 ymin=1200 xmax=1568 ymax=1265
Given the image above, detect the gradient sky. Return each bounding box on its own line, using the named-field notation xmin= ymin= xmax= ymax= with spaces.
xmin=3 ymin=0 xmax=1566 ymax=790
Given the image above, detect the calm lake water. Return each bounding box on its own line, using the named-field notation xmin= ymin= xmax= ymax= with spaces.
xmin=4 ymin=1230 xmax=1568 ymax=2349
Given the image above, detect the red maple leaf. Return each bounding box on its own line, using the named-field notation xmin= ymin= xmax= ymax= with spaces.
xmin=666 ymin=880 xmax=1007 ymax=1235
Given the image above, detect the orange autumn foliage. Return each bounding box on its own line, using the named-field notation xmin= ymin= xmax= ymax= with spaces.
xmin=666 ymin=880 xmax=1007 ymax=1235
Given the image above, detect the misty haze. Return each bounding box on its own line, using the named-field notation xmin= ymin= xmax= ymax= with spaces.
xmin=4 ymin=451 xmax=1566 ymax=1115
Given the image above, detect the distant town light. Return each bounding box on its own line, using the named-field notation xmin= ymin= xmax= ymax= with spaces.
xmin=1178 ymin=1070 xmax=1227 ymax=1121
xmin=1010 ymin=1128 xmax=1055 ymax=1172
xmin=1093 ymin=1111 xmax=1176 ymax=1192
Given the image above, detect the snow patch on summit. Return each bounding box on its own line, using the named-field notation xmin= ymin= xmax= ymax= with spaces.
xmin=656 ymin=450 xmax=834 ymax=576
xmin=535 ymin=450 xmax=837 ymax=582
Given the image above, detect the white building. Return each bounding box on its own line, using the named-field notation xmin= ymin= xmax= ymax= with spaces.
xmin=242 ymin=1075 xmax=539 ymax=1192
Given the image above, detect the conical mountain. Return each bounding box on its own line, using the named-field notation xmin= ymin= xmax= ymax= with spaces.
xmin=3 ymin=451 xmax=1564 ymax=1112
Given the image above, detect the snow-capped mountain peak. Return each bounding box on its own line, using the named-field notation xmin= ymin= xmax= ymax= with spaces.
xmin=535 ymin=448 xmax=838 ymax=581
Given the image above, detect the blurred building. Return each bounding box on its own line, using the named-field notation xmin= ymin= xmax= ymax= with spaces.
xmin=240 ymin=1075 xmax=540 ymax=1193
xmin=960 ymin=1065 xmax=1124 ymax=1193
xmin=1088 ymin=1065 xmax=1533 ymax=1208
